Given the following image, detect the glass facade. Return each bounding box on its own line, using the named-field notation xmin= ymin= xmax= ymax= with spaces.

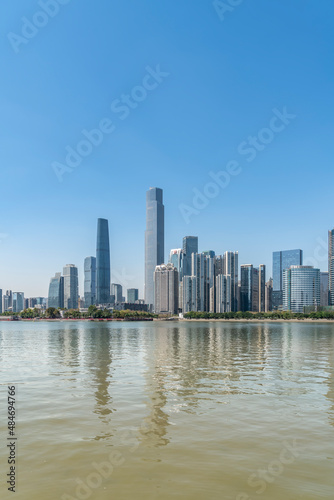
xmin=96 ymin=218 xmax=111 ymax=305
xmin=320 ymin=272 xmax=329 ymax=307
xmin=63 ymin=264 xmax=78 ymax=309
xmin=272 ymin=249 xmax=303 ymax=309
xmin=182 ymin=236 xmax=198 ymax=278
xmin=84 ymin=256 xmax=96 ymax=307
xmin=127 ymin=288 xmax=139 ymax=303
xmin=48 ymin=273 xmax=64 ymax=309
xmin=240 ymin=265 xmax=259 ymax=312
xmin=145 ymin=188 xmax=164 ymax=308
xmin=283 ymin=266 xmax=320 ymax=313
xmin=169 ymin=249 xmax=183 ymax=280
xmin=12 ymin=292 xmax=24 ymax=313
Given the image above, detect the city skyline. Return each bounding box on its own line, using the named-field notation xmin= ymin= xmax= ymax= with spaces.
xmin=1 ymin=2 xmax=333 ymax=297
xmin=0 ymin=199 xmax=332 ymax=299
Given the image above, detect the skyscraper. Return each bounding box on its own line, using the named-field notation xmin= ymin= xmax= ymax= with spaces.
xmin=48 ymin=272 xmax=64 ymax=309
xmin=12 ymin=292 xmax=24 ymax=313
xmin=96 ymin=218 xmax=111 ymax=305
xmin=0 ymin=289 xmax=2 ymax=314
xmin=272 ymin=249 xmax=303 ymax=309
xmin=182 ymin=275 xmax=197 ymax=313
xmin=328 ymin=229 xmax=334 ymax=305
xmin=84 ymin=256 xmax=96 ymax=307
xmin=240 ymin=265 xmax=259 ymax=312
xmin=259 ymin=264 xmax=266 ymax=312
xmin=223 ymin=251 xmax=239 ymax=312
xmin=265 ymin=278 xmax=273 ymax=312
xmin=320 ymin=271 xmax=329 ymax=307
xmin=182 ymin=236 xmax=198 ymax=278
xmin=145 ymin=187 xmax=164 ymax=308
xmin=192 ymin=252 xmax=206 ymax=311
xmin=63 ymin=264 xmax=78 ymax=309
xmin=154 ymin=263 xmax=178 ymax=314
xmin=283 ymin=266 xmax=320 ymax=313
xmin=216 ymin=274 xmax=231 ymax=313
xmin=169 ymin=249 xmax=183 ymax=280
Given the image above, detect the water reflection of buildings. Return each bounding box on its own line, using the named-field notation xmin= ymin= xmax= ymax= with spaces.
xmin=84 ymin=325 xmax=114 ymax=439
xmin=140 ymin=328 xmax=170 ymax=447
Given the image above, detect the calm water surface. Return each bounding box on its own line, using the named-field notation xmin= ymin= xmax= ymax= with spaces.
xmin=0 ymin=321 xmax=334 ymax=499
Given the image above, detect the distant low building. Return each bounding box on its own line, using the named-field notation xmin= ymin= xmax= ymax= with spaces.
xmin=127 ymin=288 xmax=139 ymax=303
xmin=112 ymin=302 xmax=148 ymax=312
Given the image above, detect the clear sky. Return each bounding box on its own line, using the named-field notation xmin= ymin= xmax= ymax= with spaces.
xmin=1 ymin=0 xmax=333 ymax=298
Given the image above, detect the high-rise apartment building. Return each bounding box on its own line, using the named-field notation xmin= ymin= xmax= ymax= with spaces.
xmin=182 ymin=236 xmax=198 ymax=278
xmin=96 ymin=218 xmax=111 ymax=305
xmin=191 ymin=252 xmax=205 ymax=312
xmin=320 ymin=272 xmax=329 ymax=307
xmin=84 ymin=256 xmax=96 ymax=307
xmin=127 ymin=288 xmax=139 ymax=303
xmin=154 ymin=264 xmax=178 ymax=314
xmin=182 ymin=275 xmax=197 ymax=313
xmin=63 ymin=264 xmax=78 ymax=309
xmin=259 ymin=264 xmax=266 ymax=312
xmin=111 ymin=283 xmax=123 ymax=303
xmin=48 ymin=272 xmax=64 ymax=309
xmin=265 ymin=278 xmax=273 ymax=312
xmin=2 ymin=291 xmax=11 ymax=312
xmin=223 ymin=251 xmax=239 ymax=312
xmin=0 ymin=289 xmax=2 ymax=314
xmin=145 ymin=188 xmax=164 ymax=308
xmin=272 ymin=249 xmax=303 ymax=309
xmin=283 ymin=265 xmax=320 ymax=313
xmin=216 ymin=274 xmax=231 ymax=313
xmin=328 ymin=229 xmax=334 ymax=305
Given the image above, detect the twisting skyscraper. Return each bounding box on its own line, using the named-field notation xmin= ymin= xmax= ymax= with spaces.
xmin=96 ymin=218 xmax=111 ymax=305
xmin=145 ymin=187 xmax=164 ymax=308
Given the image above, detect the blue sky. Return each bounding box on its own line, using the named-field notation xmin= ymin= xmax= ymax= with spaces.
xmin=1 ymin=0 xmax=333 ymax=297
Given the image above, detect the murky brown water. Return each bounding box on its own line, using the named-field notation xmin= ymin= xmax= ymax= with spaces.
xmin=0 ymin=321 xmax=333 ymax=499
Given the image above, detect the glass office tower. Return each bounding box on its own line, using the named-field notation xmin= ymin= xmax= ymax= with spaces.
xmin=283 ymin=265 xmax=320 ymax=313
xmin=96 ymin=218 xmax=111 ymax=305
xmin=48 ymin=272 xmax=64 ymax=308
xmin=12 ymin=292 xmax=25 ymax=313
xmin=63 ymin=264 xmax=78 ymax=309
xmin=182 ymin=236 xmax=198 ymax=278
xmin=272 ymin=249 xmax=303 ymax=309
xmin=145 ymin=187 xmax=164 ymax=308
xmin=127 ymin=288 xmax=139 ymax=303
xmin=84 ymin=256 xmax=96 ymax=307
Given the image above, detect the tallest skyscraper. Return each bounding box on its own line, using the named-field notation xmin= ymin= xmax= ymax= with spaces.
xmin=145 ymin=187 xmax=164 ymax=308
xmin=96 ymin=218 xmax=111 ymax=305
